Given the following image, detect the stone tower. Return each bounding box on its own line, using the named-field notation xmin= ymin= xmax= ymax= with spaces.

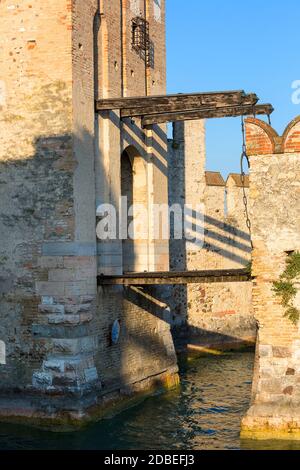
xmin=0 ymin=0 xmax=178 ymax=429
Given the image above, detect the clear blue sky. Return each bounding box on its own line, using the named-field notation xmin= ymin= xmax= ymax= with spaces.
xmin=166 ymin=0 xmax=300 ymax=177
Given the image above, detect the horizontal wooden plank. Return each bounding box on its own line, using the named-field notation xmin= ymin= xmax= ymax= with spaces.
xmin=141 ymin=104 xmax=274 ymax=126
xmin=120 ymin=93 xmax=258 ymax=118
xmin=97 ymin=269 xmax=251 ymax=286
xmin=96 ymin=90 xmax=247 ymax=111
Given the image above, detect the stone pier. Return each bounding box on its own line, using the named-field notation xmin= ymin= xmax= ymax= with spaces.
xmin=241 ymin=116 xmax=300 ymax=440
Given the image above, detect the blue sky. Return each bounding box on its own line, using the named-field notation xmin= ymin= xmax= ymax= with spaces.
xmin=166 ymin=0 xmax=300 ymax=177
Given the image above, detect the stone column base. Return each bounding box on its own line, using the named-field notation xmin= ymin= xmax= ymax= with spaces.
xmin=0 ymin=367 xmax=179 ymax=432
xmin=241 ymin=404 xmax=300 ymax=440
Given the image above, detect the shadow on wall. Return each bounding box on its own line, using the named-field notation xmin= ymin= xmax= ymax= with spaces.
xmin=184 ymin=209 xmax=251 ymax=267
xmin=95 ymin=111 xmax=178 ymax=388
xmin=0 ymin=131 xmax=77 ymax=388
xmin=104 ymin=112 xmax=254 ymax=356
xmin=0 ymin=128 xmax=176 ymax=400
xmin=108 ymin=110 xmax=168 ymax=178
xmin=0 ymin=123 xmax=253 ymax=406
xmin=108 ymin=109 xmax=251 ymax=267
xmin=167 ymin=209 xmax=253 ymax=351
xmin=124 ymin=284 xmax=256 ymax=354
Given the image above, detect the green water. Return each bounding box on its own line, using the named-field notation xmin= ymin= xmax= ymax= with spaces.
xmin=0 ymin=352 xmax=299 ymax=450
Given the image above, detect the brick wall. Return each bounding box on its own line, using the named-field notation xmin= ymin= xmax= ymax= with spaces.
xmin=241 ymin=116 xmax=300 ymax=440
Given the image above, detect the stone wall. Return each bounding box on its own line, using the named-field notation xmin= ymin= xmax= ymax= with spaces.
xmin=167 ymin=121 xmax=255 ymax=352
xmin=241 ymin=116 xmax=300 ymax=440
xmin=0 ymin=0 xmax=178 ymax=429
xmin=0 ymin=0 xmax=75 ymax=390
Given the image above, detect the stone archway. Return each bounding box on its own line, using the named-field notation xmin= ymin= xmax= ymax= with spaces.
xmin=121 ymin=146 xmax=148 ymax=273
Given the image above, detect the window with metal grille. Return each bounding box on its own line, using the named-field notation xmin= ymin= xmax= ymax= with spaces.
xmin=131 ymin=17 xmax=154 ymax=68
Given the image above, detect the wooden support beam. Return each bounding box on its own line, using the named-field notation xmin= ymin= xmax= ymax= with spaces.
xmin=95 ymin=90 xmax=273 ymax=125
xmin=120 ymin=93 xmax=258 ymax=118
xmin=96 ymin=90 xmax=248 ymax=112
xmin=141 ymin=104 xmax=274 ymax=127
xmin=97 ymin=269 xmax=251 ymax=286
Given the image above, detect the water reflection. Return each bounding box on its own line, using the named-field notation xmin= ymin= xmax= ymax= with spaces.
xmin=0 ymin=352 xmax=292 ymax=450
xmin=241 ymin=439 xmax=300 ymax=451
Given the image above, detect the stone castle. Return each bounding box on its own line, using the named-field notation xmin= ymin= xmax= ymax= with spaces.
xmin=1 ymin=0 xmax=300 ymax=440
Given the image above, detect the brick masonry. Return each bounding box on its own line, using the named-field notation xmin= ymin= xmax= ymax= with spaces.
xmin=241 ymin=116 xmax=300 ymax=440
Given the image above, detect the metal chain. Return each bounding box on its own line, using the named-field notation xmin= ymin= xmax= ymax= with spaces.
xmin=267 ymin=113 xmax=272 ymax=127
xmin=241 ymin=116 xmax=253 ymax=249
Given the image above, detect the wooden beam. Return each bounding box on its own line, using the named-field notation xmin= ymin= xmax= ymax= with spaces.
xmin=141 ymin=104 xmax=274 ymax=127
xmin=96 ymin=90 xmax=248 ymax=112
xmin=97 ymin=269 xmax=251 ymax=286
xmin=120 ymin=93 xmax=258 ymax=118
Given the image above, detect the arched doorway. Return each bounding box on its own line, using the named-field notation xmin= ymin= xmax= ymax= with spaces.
xmin=121 ymin=146 xmax=148 ymax=273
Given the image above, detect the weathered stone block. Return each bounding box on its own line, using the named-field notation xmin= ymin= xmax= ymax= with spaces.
xmin=84 ymin=367 xmax=98 ymax=383
xmin=48 ymin=269 xmax=77 ymax=282
xmin=47 ymin=314 xmax=80 ymax=325
xmin=64 ymin=282 xmax=88 ymax=297
xmin=43 ymin=359 xmax=65 ymax=374
xmin=64 ymin=303 xmax=91 ymax=314
xmin=273 ymin=346 xmax=292 ymax=358
xmin=36 ymin=281 xmax=65 ymax=297
xmin=32 ymin=372 xmax=53 ymax=388
xmin=39 ymin=257 xmax=64 ymax=269
xmin=259 ymin=344 xmax=273 ymax=358
xmin=52 ymin=337 xmax=98 ymax=355
xmin=38 ymin=304 xmax=65 ymax=314
xmin=41 ymin=296 xmax=54 ymax=305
